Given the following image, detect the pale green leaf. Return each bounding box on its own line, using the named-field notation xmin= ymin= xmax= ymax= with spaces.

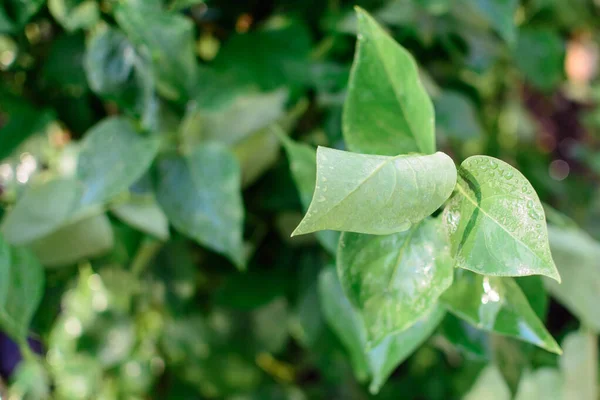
xmin=29 ymin=214 xmax=114 ymax=267
xmin=111 ymin=196 xmax=170 ymax=241
xmin=440 ymin=270 xmax=561 ymax=354
xmin=77 ymin=117 xmax=159 ymax=206
xmin=464 ymin=364 xmax=511 ymax=400
xmin=338 ymin=217 xmax=453 ymax=345
xmin=0 ymin=239 xmax=45 ymax=342
xmin=48 ymin=0 xmax=99 ymax=32
xmin=560 ymin=330 xmax=598 ymax=400
xmin=515 ymin=368 xmax=562 ymax=400
xmin=343 ymin=8 xmax=435 ymax=156
xmin=280 ymin=137 xmax=340 ymax=254
xmin=544 ymin=225 xmax=600 ymax=332
xmin=443 ymin=155 xmax=560 ymax=281
xmin=155 ymin=144 xmax=245 ymax=268
xmin=1 ymin=178 xmax=82 ymax=245
xmin=292 ymin=147 xmax=456 ymax=236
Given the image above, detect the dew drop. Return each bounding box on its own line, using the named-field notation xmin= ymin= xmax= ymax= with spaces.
xmin=504 ymin=170 xmax=513 ymax=179
xmin=528 ymin=210 xmax=542 ymax=221
xmin=317 ymin=196 xmax=326 ymax=203
xmin=522 ymin=185 xmax=528 ymax=193
xmin=526 ymin=200 xmax=534 ymax=209
xmin=490 ymin=160 xmax=498 ymax=169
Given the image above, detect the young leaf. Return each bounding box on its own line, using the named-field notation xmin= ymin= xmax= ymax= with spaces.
xmin=443 ymin=155 xmax=560 ymax=282
xmin=280 ymin=136 xmax=340 ymax=254
xmin=338 ymin=217 xmax=454 ymax=345
xmin=318 ymin=267 xmax=445 ymax=394
xmin=1 ymin=178 xmax=82 ymax=245
xmin=155 ymin=144 xmax=245 ymax=269
xmin=343 ymin=8 xmax=435 ymax=156
xmin=77 ymin=117 xmax=159 ymax=206
xmin=292 ymin=147 xmax=457 ymax=236
xmin=544 ymin=225 xmax=600 ymax=332
xmin=440 ymin=270 xmax=561 ymax=354
xmin=0 ymin=238 xmax=45 ymax=343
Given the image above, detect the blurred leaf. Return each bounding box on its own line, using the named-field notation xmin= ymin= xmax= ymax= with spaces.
xmin=441 ymin=313 xmax=489 ymax=358
xmin=434 ymin=91 xmax=483 ymax=141
xmin=545 ymin=224 xmax=600 ymax=332
xmin=560 ymin=330 xmax=598 ymax=400
xmin=514 ymin=28 xmax=564 ymax=91
xmin=292 ymin=148 xmax=456 ymax=236
xmin=464 ymin=364 xmax=511 ymax=400
xmin=155 ymin=144 xmax=245 ymax=268
xmin=338 ymin=217 xmax=453 ymax=345
xmin=470 ymin=0 xmax=518 ymax=44
xmin=77 ymin=117 xmax=159 ymax=206
xmin=343 ymin=8 xmax=435 ymax=156
xmin=8 ymin=359 xmax=50 ymax=400
xmin=1 ymin=178 xmax=82 ymax=245
xmin=48 ymin=0 xmax=99 ymax=32
xmin=443 ymin=156 xmax=560 ymax=281
xmin=0 ymin=240 xmax=45 ymax=342
xmin=514 ymin=368 xmax=562 ymax=400
xmin=111 ymin=196 xmax=169 ymax=241
xmin=115 ymin=2 xmax=198 ymax=101
xmin=279 ymin=136 xmax=340 ymax=254
xmin=84 ymin=27 xmax=158 ymax=128
xmin=441 ymin=270 xmax=561 ymax=353
xmin=29 ymin=213 xmax=114 ymax=267
xmin=1 ymin=0 xmax=44 ymax=27
xmin=515 ymin=275 xmax=548 ymax=320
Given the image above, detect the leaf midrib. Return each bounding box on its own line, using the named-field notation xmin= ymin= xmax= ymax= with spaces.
xmin=455 ymin=181 xmax=550 ymax=272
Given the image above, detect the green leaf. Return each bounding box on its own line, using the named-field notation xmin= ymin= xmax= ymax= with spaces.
xmin=280 ymin=136 xmax=340 ymax=254
xmin=514 ymin=368 xmax=562 ymax=400
xmin=434 ymin=90 xmax=484 ymax=141
xmin=470 ymin=0 xmax=518 ymax=44
xmin=48 ymin=0 xmax=100 ymax=32
xmin=111 ymin=196 xmax=170 ymax=241
xmin=1 ymin=178 xmax=82 ymax=245
xmin=155 ymin=144 xmax=245 ymax=268
xmin=8 ymin=359 xmax=51 ymax=400
xmin=2 ymin=0 xmax=44 ymax=27
xmin=441 ymin=313 xmax=489 ymax=358
xmin=343 ymin=8 xmax=435 ymax=156
xmin=514 ymin=28 xmax=564 ymax=91
xmin=318 ymin=267 xmax=446 ymax=394
xmin=464 ymin=364 xmax=511 ymax=400
xmin=560 ymin=330 xmax=598 ymax=400
xmin=338 ymin=217 xmax=454 ymax=345
xmin=115 ymin=2 xmax=198 ymax=101
xmin=77 ymin=117 xmax=159 ymax=206
xmin=545 ymin=225 xmax=600 ymax=331
xmin=28 ymin=214 xmax=114 ymax=267
xmin=0 ymin=239 xmax=45 ymax=342
xmin=440 ymin=270 xmax=561 ymax=354
xmin=292 ymin=147 xmax=456 ymax=236
xmin=443 ymin=155 xmax=560 ymax=281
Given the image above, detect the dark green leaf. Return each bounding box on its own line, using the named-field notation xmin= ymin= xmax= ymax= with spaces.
xmin=514 ymin=28 xmax=564 ymax=91
xmin=343 ymin=8 xmax=435 ymax=156
xmin=155 ymin=144 xmax=245 ymax=268
xmin=293 ymin=147 xmax=456 ymax=236
xmin=338 ymin=217 xmax=454 ymax=344
xmin=77 ymin=117 xmax=159 ymax=206
xmin=470 ymin=0 xmax=518 ymax=44
xmin=443 ymin=155 xmax=560 ymax=281
xmin=440 ymin=270 xmax=561 ymax=353
xmin=435 ymin=91 xmax=483 ymax=141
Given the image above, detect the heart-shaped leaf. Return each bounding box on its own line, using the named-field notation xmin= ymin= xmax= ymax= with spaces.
xmin=343 ymin=8 xmax=435 ymax=156
xmin=292 ymin=147 xmax=456 ymax=236
xmin=338 ymin=217 xmax=453 ymax=345
xmin=443 ymin=155 xmax=560 ymax=282
xmin=440 ymin=270 xmax=561 ymax=354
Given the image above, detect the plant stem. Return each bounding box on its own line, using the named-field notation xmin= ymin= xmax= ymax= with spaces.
xmin=131 ymin=237 xmax=163 ymax=276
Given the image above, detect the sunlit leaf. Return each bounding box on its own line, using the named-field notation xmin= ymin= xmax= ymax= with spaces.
xmin=293 ymin=147 xmax=456 ymax=236
xmin=443 ymin=155 xmax=560 ymax=281
xmin=343 ymin=8 xmax=435 ymax=156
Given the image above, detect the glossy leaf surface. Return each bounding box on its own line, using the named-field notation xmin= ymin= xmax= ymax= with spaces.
xmin=77 ymin=117 xmax=159 ymax=206
xmin=338 ymin=217 xmax=453 ymax=344
xmin=440 ymin=270 xmax=561 ymax=354
xmin=443 ymin=155 xmax=560 ymax=281
xmin=343 ymin=8 xmax=435 ymax=156
xmin=156 ymin=144 xmax=245 ymax=268
xmin=293 ymin=147 xmax=456 ymax=236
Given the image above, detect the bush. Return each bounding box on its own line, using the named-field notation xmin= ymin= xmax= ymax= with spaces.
xmin=0 ymin=0 xmax=599 ymax=399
